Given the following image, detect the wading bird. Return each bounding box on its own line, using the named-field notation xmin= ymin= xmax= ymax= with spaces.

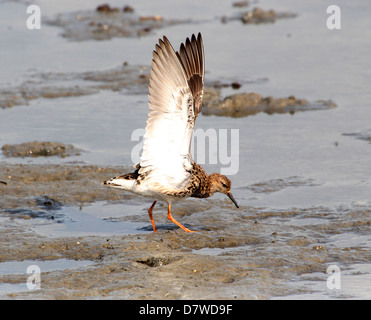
xmin=104 ymin=33 xmax=239 ymax=232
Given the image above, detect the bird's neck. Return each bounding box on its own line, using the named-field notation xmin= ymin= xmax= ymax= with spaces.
xmin=207 ymin=173 xmax=220 ymax=195
xmin=190 ymin=164 xmax=215 ymax=198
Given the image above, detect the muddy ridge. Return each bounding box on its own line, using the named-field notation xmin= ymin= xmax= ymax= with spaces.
xmin=0 ymin=64 xmax=150 ymax=109
xmin=222 ymin=6 xmax=297 ymax=24
xmin=2 ymin=141 xmax=81 ymax=158
xmin=45 ymin=6 xmax=190 ymax=41
xmin=202 ymin=88 xmax=336 ymax=117
xmin=0 ymin=163 xmax=130 ymax=210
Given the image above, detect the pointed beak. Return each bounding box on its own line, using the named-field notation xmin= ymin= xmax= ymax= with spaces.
xmin=227 ymin=191 xmax=239 ymax=208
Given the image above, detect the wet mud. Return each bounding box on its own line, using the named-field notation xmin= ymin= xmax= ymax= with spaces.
xmin=202 ymin=88 xmax=336 ymax=117
xmin=1 ymin=163 xmax=371 ymax=299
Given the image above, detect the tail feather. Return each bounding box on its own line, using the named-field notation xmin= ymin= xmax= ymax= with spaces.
xmin=103 ymin=173 xmax=137 ymax=190
xmin=103 ymin=164 xmax=140 ymax=190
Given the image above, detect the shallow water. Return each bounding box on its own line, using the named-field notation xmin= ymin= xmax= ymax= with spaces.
xmin=1 ymin=0 xmax=371 ymax=299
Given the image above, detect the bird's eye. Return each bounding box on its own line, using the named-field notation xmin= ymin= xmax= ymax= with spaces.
xmin=222 ymin=183 xmax=227 ymax=188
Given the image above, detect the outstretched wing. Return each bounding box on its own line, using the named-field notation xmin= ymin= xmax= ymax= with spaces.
xmin=139 ymin=33 xmax=204 ymax=190
xmin=176 ymin=33 xmax=204 ymax=119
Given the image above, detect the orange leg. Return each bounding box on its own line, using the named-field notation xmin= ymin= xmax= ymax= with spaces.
xmin=148 ymin=201 xmax=157 ymax=233
xmin=167 ymin=203 xmax=195 ymax=233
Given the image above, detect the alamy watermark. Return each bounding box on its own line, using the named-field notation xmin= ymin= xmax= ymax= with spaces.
xmin=26 ymin=264 xmax=41 ymax=290
xmin=326 ymin=5 xmax=341 ymax=30
xmin=326 ymin=264 xmax=341 ymax=291
xmin=131 ymin=128 xmax=240 ymax=175
xmin=26 ymin=5 xmax=41 ymax=30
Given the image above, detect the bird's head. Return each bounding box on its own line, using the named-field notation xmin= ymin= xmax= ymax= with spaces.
xmin=209 ymin=173 xmax=239 ymax=208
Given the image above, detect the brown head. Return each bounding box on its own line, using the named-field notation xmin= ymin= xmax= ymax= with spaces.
xmin=209 ymin=173 xmax=239 ymax=208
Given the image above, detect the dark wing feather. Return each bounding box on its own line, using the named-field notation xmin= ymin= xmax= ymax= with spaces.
xmin=176 ymin=33 xmax=204 ymax=118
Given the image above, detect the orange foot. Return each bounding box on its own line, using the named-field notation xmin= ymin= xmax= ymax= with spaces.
xmin=167 ymin=203 xmax=195 ymax=233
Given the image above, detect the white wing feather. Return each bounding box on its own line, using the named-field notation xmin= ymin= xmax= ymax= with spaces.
xmin=139 ymin=37 xmax=196 ymax=190
xmin=139 ymin=34 xmax=204 ymax=192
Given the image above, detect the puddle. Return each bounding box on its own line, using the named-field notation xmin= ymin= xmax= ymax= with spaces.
xmin=273 ymin=230 xmax=371 ymax=299
xmin=328 ymin=233 xmax=371 ymax=250
xmin=0 ymin=258 xmax=94 ymax=298
xmin=30 ymin=202 xmax=150 ymax=237
xmin=274 ymin=263 xmax=371 ymax=300
xmin=192 ymin=245 xmax=248 ymax=256
xmin=0 ymin=283 xmax=26 ymax=297
xmin=0 ymin=258 xmax=94 ymax=275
